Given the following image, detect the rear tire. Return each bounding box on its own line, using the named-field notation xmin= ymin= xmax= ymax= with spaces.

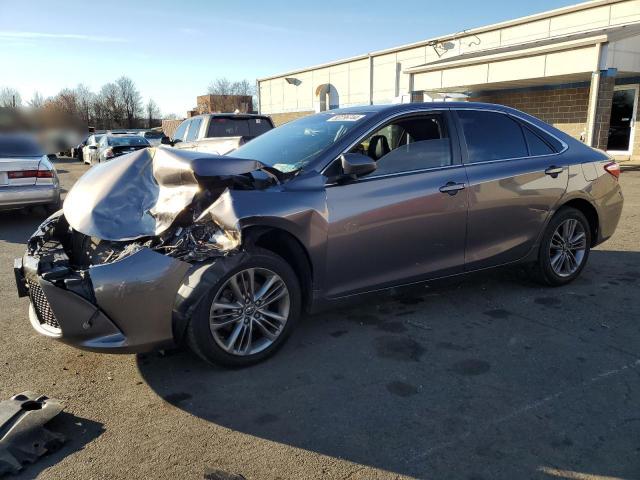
xmin=532 ymin=207 xmax=591 ymax=286
xmin=186 ymin=248 xmax=301 ymax=367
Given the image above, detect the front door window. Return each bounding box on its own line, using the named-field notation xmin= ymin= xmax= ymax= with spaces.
xmin=607 ymin=86 xmax=638 ymax=153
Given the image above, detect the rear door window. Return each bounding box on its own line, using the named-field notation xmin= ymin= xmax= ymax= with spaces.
xmin=185 ymin=118 xmax=202 ymax=142
xmin=457 ymin=110 xmax=528 ymax=163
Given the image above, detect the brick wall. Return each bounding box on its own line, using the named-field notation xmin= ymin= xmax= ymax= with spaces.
xmin=591 ymin=76 xmax=615 ymax=151
xmin=469 ymin=87 xmax=590 ymax=141
xmin=269 ymin=111 xmax=314 ymax=126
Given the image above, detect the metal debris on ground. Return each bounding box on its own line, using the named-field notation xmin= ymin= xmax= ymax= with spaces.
xmin=0 ymin=392 xmax=65 ymax=476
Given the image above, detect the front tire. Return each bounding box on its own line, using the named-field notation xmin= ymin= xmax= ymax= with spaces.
xmin=186 ymin=248 xmax=301 ymax=367
xmin=532 ymin=207 xmax=591 ymax=286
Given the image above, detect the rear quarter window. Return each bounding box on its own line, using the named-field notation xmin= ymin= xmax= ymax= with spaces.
xmin=522 ymin=126 xmax=555 ymax=156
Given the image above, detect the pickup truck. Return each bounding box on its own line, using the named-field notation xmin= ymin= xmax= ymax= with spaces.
xmin=170 ymin=113 xmax=274 ymax=155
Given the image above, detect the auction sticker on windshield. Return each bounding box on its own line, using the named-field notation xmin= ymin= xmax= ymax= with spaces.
xmin=327 ymin=114 xmax=365 ymax=122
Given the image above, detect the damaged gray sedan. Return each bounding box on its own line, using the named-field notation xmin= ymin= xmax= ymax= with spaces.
xmin=14 ymin=103 xmax=623 ymax=366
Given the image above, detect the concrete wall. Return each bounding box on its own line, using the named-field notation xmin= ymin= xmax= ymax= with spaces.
xmin=259 ymin=0 xmax=640 ymax=115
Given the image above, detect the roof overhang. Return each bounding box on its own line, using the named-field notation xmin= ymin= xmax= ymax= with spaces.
xmin=258 ymin=0 xmax=633 ymax=83
xmin=405 ymin=24 xmax=640 ymax=75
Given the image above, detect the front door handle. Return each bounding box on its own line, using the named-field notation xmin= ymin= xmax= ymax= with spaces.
xmin=544 ymin=166 xmax=564 ymax=177
xmin=439 ymin=182 xmax=466 ymax=195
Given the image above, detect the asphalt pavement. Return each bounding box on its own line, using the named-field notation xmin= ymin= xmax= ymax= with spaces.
xmin=1 ymin=157 xmax=639 ymax=480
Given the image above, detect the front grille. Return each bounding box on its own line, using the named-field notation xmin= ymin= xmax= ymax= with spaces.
xmin=27 ymin=280 xmax=61 ymax=331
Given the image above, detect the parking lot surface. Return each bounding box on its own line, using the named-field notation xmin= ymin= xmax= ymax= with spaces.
xmin=1 ymin=157 xmax=639 ymax=480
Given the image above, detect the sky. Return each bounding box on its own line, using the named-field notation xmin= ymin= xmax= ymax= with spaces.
xmin=0 ymin=0 xmax=580 ymax=116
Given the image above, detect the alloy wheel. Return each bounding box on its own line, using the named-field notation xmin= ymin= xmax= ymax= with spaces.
xmin=209 ymin=268 xmax=290 ymax=356
xmin=548 ymin=218 xmax=587 ymax=277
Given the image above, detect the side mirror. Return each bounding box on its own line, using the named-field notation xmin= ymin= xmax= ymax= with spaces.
xmin=161 ymin=136 xmax=171 ymax=145
xmin=340 ymin=153 xmax=376 ymax=179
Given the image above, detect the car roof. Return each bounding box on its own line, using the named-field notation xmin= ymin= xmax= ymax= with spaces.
xmin=326 ymin=101 xmax=513 ymax=115
xmin=104 ymin=134 xmax=144 ymax=139
xmin=191 ymin=113 xmax=271 ymax=120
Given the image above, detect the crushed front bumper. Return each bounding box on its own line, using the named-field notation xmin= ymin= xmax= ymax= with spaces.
xmin=15 ymin=247 xmax=191 ymax=353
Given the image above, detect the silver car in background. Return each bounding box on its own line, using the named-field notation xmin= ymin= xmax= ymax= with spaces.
xmin=0 ymin=134 xmax=61 ymax=212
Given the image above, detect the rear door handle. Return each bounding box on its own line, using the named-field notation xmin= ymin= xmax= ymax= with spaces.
xmin=544 ymin=166 xmax=564 ymax=177
xmin=439 ymin=182 xmax=466 ymax=195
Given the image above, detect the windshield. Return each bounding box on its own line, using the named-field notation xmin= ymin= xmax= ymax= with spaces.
xmin=109 ymin=136 xmax=150 ymax=146
xmin=0 ymin=134 xmax=44 ymax=157
xmin=228 ymin=112 xmax=371 ymax=173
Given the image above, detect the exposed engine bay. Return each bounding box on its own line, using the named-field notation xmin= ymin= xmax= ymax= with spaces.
xmin=27 ymin=147 xmax=283 ymax=272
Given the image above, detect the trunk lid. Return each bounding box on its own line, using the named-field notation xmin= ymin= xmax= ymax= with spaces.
xmin=0 ymin=156 xmax=43 ymax=187
xmin=112 ymin=145 xmax=148 ymax=157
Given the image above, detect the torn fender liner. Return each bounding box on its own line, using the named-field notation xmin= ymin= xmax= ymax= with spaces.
xmin=63 ymin=147 xmax=267 ymax=241
xmin=0 ymin=392 xmax=64 ymax=475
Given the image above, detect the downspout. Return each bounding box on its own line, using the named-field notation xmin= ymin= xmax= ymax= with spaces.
xmin=368 ymin=53 xmax=374 ymax=105
xmin=256 ymin=79 xmax=261 ymax=114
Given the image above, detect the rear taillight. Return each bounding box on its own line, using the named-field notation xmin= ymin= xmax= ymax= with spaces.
xmin=604 ymin=161 xmax=620 ymax=179
xmin=7 ymin=170 xmax=53 ymax=179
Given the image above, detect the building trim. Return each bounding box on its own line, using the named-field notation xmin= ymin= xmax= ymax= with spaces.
xmin=257 ymin=0 xmax=628 ymax=82
xmin=404 ymin=33 xmax=612 ymax=74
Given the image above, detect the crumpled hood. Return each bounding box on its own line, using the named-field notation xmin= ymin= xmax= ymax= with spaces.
xmin=63 ymin=147 xmax=265 ymax=241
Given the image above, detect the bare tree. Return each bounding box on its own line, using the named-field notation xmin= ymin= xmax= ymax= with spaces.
xmin=145 ymin=99 xmax=161 ymax=128
xmin=99 ymin=82 xmax=124 ymax=127
xmin=28 ymin=91 xmax=45 ymax=109
xmin=234 ymin=79 xmax=254 ymax=96
xmin=75 ymin=84 xmax=93 ymax=125
xmin=206 ymin=78 xmax=256 ymax=112
xmin=116 ymin=76 xmax=142 ymax=128
xmin=163 ymin=113 xmax=179 ymax=120
xmin=207 ymin=77 xmax=233 ymax=95
xmin=0 ymin=87 xmax=22 ymax=108
xmin=91 ymin=94 xmax=108 ymax=130
xmin=53 ymin=88 xmax=79 ymax=117
xmin=207 ymin=78 xmax=255 ymax=96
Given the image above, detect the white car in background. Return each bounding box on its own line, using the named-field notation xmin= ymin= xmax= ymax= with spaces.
xmin=0 ymin=133 xmax=61 ymax=213
xmin=82 ymin=134 xmax=104 ymax=165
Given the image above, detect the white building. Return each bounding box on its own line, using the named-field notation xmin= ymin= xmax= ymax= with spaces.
xmin=258 ymin=0 xmax=640 ymax=159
